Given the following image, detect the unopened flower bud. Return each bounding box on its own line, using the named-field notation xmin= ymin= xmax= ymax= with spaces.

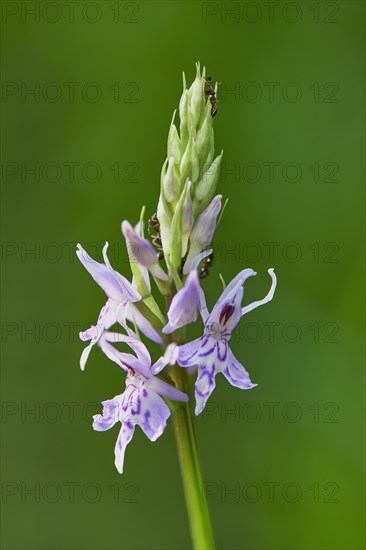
xmin=182 ymin=181 xmax=193 ymax=234
xmin=194 ymin=152 xmax=223 ymax=215
xmin=189 ymin=62 xmax=204 ymax=129
xmin=157 ymin=193 xmax=172 ymax=257
xmin=183 ymin=195 xmax=222 ymax=274
xmin=122 ymin=220 xmax=169 ymax=281
xmin=180 ymin=134 xmax=199 ymax=185
xmin=195 ymin=105 xmax=213 ymax=169
xmin=179 ymin=89 xmax=190 ymax=148
xmin=182 ymin=181 xmax=194 ymax=256
xmin=162 ymin=157 xmax=181 ymax=203
xmin=169 ymin=180 xmax=192 ymax=270
xmin=167 ymin=120 xmax=183 ymax=165
xmin=206 ymin=127 xmax=215 ymax=166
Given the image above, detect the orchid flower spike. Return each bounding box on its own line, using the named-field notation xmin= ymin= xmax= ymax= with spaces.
xmin=176 ymin=269 xmax=277 ymax=415
xmin=92 ymin=328 xmax=188 ymax=474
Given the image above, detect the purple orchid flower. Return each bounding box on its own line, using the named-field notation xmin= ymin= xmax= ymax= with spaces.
xmin=176 ymin=268 xmax=277 ymax=415
xmin=92 ymin=329 xmax=188 ymax=474
xmin=77 ymin=242 xmax=164 ymax=370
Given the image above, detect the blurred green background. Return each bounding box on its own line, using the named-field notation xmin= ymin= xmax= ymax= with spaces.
xmin=1 ymin=1 xmax=365 ymax=549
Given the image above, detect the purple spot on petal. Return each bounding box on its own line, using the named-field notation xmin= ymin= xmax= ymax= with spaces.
xmin=219 ymin=303 xmax=235 ymax=326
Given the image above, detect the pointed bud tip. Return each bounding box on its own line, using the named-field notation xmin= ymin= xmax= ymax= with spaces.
xmin=121 ymin=220 xmax=132 ymax=236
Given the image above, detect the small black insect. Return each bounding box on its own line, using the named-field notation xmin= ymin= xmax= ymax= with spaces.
xmin=148 ymin=213 xmax=164 ymax=258
xmin=148 ymin=213 xmax=160 ymax=233
xmin=199 ymin=252 xmax=214 ymax=279
xmin=204 ymin=75 xmax=218 ymax=117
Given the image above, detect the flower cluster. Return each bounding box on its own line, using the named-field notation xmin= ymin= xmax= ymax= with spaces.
xmin=77 ymin=63 xmax=277 ymax=473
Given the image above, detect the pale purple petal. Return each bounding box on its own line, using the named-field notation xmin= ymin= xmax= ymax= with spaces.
xmin=80 ymin=325 xmax=101 ymax=342
xmin=178 ymin=335 xmax=257 ymax=414
xmin=183 ymin=196 xmax=222 ymax=274
xmin=99 ymin=333 xmax=151 ymax=377
xmin=102 ymin=242 xmax=141 ymax=302
xmin=189 ymin=249 xmax=213 ymax=272
xmin=97 ymin=336 xmax=130 ymax=372
xmin=93 ymin=396 xmax=122 ymax=432
xmin=149 ymin=262 xmax=170 ymax=281
xmin=163 ymin=270 xmax=199 ymax=334
xmin=151 ymin=343 xmax=178 ymax=374
xmin=106 ymin=327 xmax=151 ymax=369
xmin=79 ymin=302 xmax=118 ymax=370
xmin=150 ymin=355 xmax=167 ymax=375
xmin=241 ymin=268 xmax=277 ymax=316
xmin=213 ymin=268 xmax=256 ymax=312
xmin=80 ymin=341 xmax=94 ymax=371
xmin=197 ymin=285 xmax=210 ymax=323
xmin=193 ymin=194 xmax=222 ymax=244
xmin=195 ymin=363 xmax=217 ymax=415
xmin=122 ymin=220 xmax=161 ymax=268
xmin=127 ymin=304 xmax=164 ymax=344
xmin=206 ymin=268 xmax=257 ymax=335
xmin=177 ymin=335 xmax=211 ymax=367
xmin=114 ymin=422 xmax=135 ymax=474
xmin=76 ymin=244 xmax=125 ymax=301
xmin=222 ymin=348 xmax=257 ymax=390
xmin=148 ymin=376 xmax=189 ymax=403
xmin=137 ymin=390 xmax=171 ymax=441
xmin=97 ymin=301 xmax=118 ymax=329
xmin=189 ymin=250 xmax=212 ymax=323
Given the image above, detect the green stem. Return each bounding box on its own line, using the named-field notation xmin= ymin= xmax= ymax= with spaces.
xmin=171 ymin=366 xmax=216 ymax=550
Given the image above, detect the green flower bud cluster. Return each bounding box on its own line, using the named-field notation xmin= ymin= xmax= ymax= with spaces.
xmin=157 ymin=62 xmax=223 ymax=273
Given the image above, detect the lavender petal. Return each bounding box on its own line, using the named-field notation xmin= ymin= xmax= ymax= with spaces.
xmin=137 ymin=390 xmax=171 ymax=441
xmin=222 ymin=348 xmax=257 ymax=390
xmin=241 ymin=268 xmax=277 ymax=317
xmin=163 ymin=270 xmax=199 ymax=334
xmin=194 ymin=363 xmax=217 ymax=415
xmin=114 ymin=422 xmax=135 ymax=474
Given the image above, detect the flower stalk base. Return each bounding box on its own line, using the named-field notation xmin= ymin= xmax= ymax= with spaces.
xmin=171 ymin=366 xmax=216 ymax=550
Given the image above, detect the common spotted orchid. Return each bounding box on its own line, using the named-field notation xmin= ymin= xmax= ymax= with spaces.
xmin=92 ymin=328 xmax=188 ymax=473
xmin=76 ymin=63 xmax=278 ymax=549
xmin=175 ymin=268 xmax=277 ymax=414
